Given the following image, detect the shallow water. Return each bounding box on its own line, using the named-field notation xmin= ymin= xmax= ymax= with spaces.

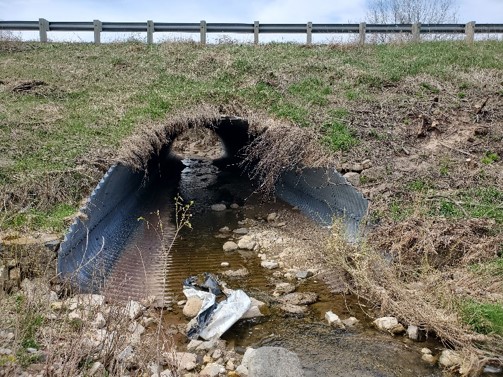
xmin=107 ymin=158 xmax=442 ymax=376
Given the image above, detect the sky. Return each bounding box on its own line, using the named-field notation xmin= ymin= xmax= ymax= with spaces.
xmin=1 ymin=0 xmax=502 ymax=43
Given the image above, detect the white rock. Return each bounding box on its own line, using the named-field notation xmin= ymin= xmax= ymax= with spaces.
xmin=422 ymin=353 xmax=436 ymax=364
xmin=266 ymin=213 xmax=278 ymax=222
xmin=222 ymin=268 xmax=249 ymax=278
xmin=342 ymin=317 xmax=359 ymax=327
xmin=128 ymin=322 xmax=145 ymax=345
xmin=241 ymin=305 xmax=263 ymax=319
xmin=175 ymin=352 xmax=197 ymax=371
xmin=223 ymin=241 xmax=238 ymax=252
xmin=126 ymin=300 xmax=144 ymax=320
xmin=373 ymin=317 xmax=405 ymax=334
xmin=200 ymin=363 xmax=225 ymax=377
xmin=230 ymin=203 xmax=240 ymax=209
xmin=343 ymin=172 xmax=360 ymax=186
xmin=68 ymin=310 xmax=82 ymax=321
xmin=233 ymin=228 xmax=249 ymax=235
xmin=220 ymin=262 xmax=230 ymax=267
xmin=439 ymin=349 xmax=462 ymax=368
xmin=177 ymin=300 xmax=187 ymax=307
xmin=69 ymin=294 xmax=105 ymax=307
xmin=295 ymin=270 xmax=313 ymax=279
xmin=238 ymin=236 xmax=256 ymax=250
xmin=226 ymin=359 xmax=236 ymax=371
xmin=219 ymin=226 xmax=231 ymax=233
xmin=212 ymin=349 xmax=223 ymax=360
xmin=211 ymin=204 xmax=226 ymax=211
xmin=421 ymin=348 xmax=432 ymax=355
xmin=261 ymin=261 xmax=279 ymax=270
xmin=183 ymin=296 xmax=202 ymax=318
xmin=240 ymin=348 xmax=256 ymax=369
xmin=186 ymin=339 xmax=203 ymax=351
xmin=273 ymin=282 xmax=296 ymax=296
xmin=325 ymin=311 xmax=344 ymax=328
xmin=93 ymin=312 xmax=106 ymax=329
xmin=362 ymin=159 xmax=372 ymax=169
xmin=407 ymin=325 xmax=419 ymax=340
xmin=117 ymin=345 xmax=135 ymax=363
xmin=235 ymin=365 xmax=249 ymax=376
xmin=88 ymin=361 xmax=104 ymax=376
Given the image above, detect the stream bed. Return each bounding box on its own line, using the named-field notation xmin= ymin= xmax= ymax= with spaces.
xmin=105 ymin=158 xmax=442 ymax=376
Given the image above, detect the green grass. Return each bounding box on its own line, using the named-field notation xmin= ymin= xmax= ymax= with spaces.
xmin=461 ymin=300 xmax=503 ymax=336
xmin=4 ymin=203 xmax=76 ymax=232
xmin=1 ymin=40 xmax=502 ymax=231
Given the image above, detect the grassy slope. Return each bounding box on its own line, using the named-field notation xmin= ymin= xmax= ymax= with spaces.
xmin=1 ymin=40 xmax=503 ymax=365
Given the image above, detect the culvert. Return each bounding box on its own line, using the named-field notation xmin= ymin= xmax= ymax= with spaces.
xmin=58 ymin=115 xmax=368 ymax=299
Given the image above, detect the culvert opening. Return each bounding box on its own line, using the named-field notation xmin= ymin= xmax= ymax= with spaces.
xmin=58 ymin=115 xmax=368 ymax=298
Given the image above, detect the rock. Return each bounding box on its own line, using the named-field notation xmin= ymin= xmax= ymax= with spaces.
xmin=219 ymin=226 xmax=231 ymax=233
xmin=142 ymin=317 xmax=155 ymax=328
xmin=273 ymin=222 xmax=286 ymax=227
xmin=241 ymin=305 xmax=263 ymax=319
xmin=261 ymin=261 xmax=279 ymax=270
xmin=226 ymin=359 xmax=236 ymax=371
xmin=342 ymin=317 xmax=359 ymax=327
xmin=223 ymin=241 xmax=238 ymax=252
xmin=439 ymin=349 xmax=462 ymax=368
xmin=278 ymin=292 xmax=318 ymax=305
xmin=128 ymin=322 xmax=145 ymax=344
xmin=68 ymin=310 xmax=82 ymax=321
xmin=236 ymin=365 xmax=249 ymax=376
xmin=280 ymin=303 xmax=307 ymax=315
xmin=70 ymin=294 xmax=105 ymax=307
xmin=195 ymin=339 xmax=222 ymax=352
xmin=211 ymin=204 xmax=227 ymax=211
xmin=0 ymin=348 xmax=12 ymax=355
xmin=266 ymin=213 xmax=278 ymax=222
xmin=247 ymin=347 xmax=304 ymax=377
xmin=117 ymin=345 xmax=135 ymax=363
xmin=93 ymin=312 xmax=106 ymax=329
xmin=175 ymin=352 xmax=197 ymax=371
xmin=422 ymin=353 xmax=436 ymax=364
xmin=237 ymin=236 xmax=256 ymax=250
xmin=223 ymin=268 xmax=249 ymax=278
xmin=221 ymin=262 xmax=230 ymax=267
xmin=273 ymin=282 xmax=295 ymax=296
xmin=187 ymin=339 xmax=203 ymax=352
xmin=421 ymin=348 xmax=432 ymax=355
xmin=177 ymin=300 xmax=187 ymax=307
xmin=44 ymin=239 xmax=60 ymax=251
xmin=126 ymin=300 xmax=144 ymax=319
xmin=295 ymin=270 xmax=313 ymax=280
xmin=360 ymin=166 xmax=386 ymax=183
xmin=233 ymin=228 xmax=249 ymax=235
xmin=200 ymin=363 xmax=225 ymax=377
xmin=406 ymin=324 xmax=424 ymax=341
xmin=183 ymin=297 xmax=202 ymax=318
xmin=325 ymin=311 xmax=344 ymax=328
xmin=230 ymin=203 xmax=240 ymax=209
xmin=212 ymin=349 xmax=223 ymax=360
xmin=362 ymin=159 xmax=372 ymax=169
xmin=373 ymin=317 xmax=405 ymax=334
xmin=240 ymin=348 xmax=256 ymax=369
xmin=343 ymin=172 xmax=360 ymax=186
xmin=88 ymin=361 xmax=104 ymax=376
xmin=9 ymin=267 xmax=21 ymax=281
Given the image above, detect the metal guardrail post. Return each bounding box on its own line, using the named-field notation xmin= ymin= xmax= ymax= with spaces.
xmin=412 ymin=22 xmax=421 ymax=42
xmin=39 ymin=18 xmax=49 ymax=43
xmin=465 ymin=21 xmax=475 ymax=43
xmin=93 ymin=20 xmax=102 ymax=45
xmin=306 ymin=22 xmax=313 ymax=45
xmin=254 ymin=21 xmax=259 ymax=45
xmin=359 ymin=22 xmax=366 ymax=45
xmin=200 ymin=20 xmax=207 ymax=45
xmin=147 ymin=20 xmax=154 ymax=44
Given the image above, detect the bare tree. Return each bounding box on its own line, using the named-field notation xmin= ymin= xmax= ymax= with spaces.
xmin=367 ymin=0 xmax=458 ymax=24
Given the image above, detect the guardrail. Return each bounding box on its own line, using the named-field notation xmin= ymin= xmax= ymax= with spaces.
xmin=1 ymin=19 xmax=502 ymax=45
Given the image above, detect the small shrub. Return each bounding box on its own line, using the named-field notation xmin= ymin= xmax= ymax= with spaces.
xmin=481 ymin=152 xmax=500 ymax=165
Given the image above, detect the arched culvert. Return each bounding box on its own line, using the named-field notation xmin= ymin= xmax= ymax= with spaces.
xmin=58 ymin=114 xmax=368 ymax=297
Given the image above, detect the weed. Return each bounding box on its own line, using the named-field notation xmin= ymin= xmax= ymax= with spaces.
xmin=420 ymin=82 xmax=440 ymax=94
xmin=461 ymin=300 xmax=503 ymax=336
xmin=321 ymin=120 xmax=358 ymax=152
xmin=481 ymin=151 xmax=500 ymax=165
xmin=407 ymin=179 xmax=430 ymax=192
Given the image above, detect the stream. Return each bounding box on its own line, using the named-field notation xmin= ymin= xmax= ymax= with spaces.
xmin=104 ymin=158 xmax=442 ymax=377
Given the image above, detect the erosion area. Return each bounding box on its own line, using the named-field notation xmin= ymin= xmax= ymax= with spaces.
xmin=0 ymin=39 xmax=502 ymax=376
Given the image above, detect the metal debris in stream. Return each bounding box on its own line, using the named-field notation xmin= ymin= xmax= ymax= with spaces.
xmin=183 ymin=273 xmax=252 ymax=341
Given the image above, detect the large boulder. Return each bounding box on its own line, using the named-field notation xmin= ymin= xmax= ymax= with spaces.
xmin=247 ymin=347 xmax=304 ymax=377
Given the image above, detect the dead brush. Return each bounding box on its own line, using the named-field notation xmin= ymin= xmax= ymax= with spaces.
xmin=327 ymin=220 xmax=503 ymax=375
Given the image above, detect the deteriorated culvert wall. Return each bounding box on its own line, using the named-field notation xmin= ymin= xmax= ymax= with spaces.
xmin=58 ymin=116 xmax=368 ymax=295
